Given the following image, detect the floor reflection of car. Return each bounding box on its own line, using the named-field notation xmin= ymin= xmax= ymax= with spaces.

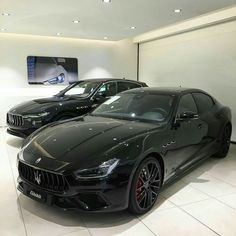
xmin=6 ymin=79 xmax=147 ymax=137
xmin=17 ymin=87 xmax=231 ymax=214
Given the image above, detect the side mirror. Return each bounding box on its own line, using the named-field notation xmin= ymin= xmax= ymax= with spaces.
xmin=172 ymin=111 xmax=198 ymax=129
xmin=178 ymin=111 xmax=198 ymax=120
xmin=97 ymin=92 xmax=106 ymax=97
xmin=93 ymin=92 xmax=106 ymax=102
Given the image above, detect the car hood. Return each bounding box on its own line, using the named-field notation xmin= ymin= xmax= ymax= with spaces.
xmin=22 ymin=115 xmax=163 ymax=172
xmin=8 ymin=96 xmax=79 ymax=115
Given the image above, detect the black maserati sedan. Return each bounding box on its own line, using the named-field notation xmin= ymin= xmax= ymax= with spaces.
xmin=17 ymin=87 xmax=232 ymax=214
xmin=7 ymin=78 xmax=147 ymax=138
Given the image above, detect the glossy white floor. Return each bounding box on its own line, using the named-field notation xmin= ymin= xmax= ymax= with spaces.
xmin=1 ymin=127 xmax=236 ymax=236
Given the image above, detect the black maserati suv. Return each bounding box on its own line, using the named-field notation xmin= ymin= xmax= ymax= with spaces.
xmin=7 ymin=78 xmax=147 ymax=137
xmin=17 ymin=87 xmax=232 ymax=214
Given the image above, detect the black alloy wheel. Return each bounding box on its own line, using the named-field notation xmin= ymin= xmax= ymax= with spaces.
xmin=129 ymin=157 xmax=162 ymax=214
xmin=215 ymin=125 xmax=231 ymax=158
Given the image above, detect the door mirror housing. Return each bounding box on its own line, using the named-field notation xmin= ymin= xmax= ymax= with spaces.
xmin=93 ymin=92 xmax=106 ymax=102
xmin=172 ymin=111 xmax=198 ymax=129
xmin=178 ymin=111 xmax=198 ymax=120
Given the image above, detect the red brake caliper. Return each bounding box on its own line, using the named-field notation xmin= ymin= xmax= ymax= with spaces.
xmin=136 ymin=178 xmax=142 ymax=197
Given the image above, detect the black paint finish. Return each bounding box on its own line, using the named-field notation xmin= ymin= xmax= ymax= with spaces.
xmin=17 ymin=87 xmax=232 ymax=213
xmin=6 ymin=79 xmax=147 ymax=138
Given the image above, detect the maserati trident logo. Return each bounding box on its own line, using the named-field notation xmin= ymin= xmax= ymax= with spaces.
xmin=35 ymin=158 xmax=42 ymax=164
xmin=34 ymin=171 xmax=41 ymax=185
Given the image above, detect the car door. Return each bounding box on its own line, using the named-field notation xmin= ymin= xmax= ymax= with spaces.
xmin=192 ymin=92 xmax=217 ymax=141
xmin=191 ymin=92 xmax=219 ymax=154
xmin=173 ymin=93 xmax=208 ymax=172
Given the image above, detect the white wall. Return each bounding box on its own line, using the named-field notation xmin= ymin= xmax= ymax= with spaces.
xmin=0 ymin=34 xmax=137 ymax=126
xmin=139 ymin=20 xmax=236 ymax=141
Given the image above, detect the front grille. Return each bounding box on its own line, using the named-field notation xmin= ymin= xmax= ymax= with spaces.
xmin=18 ymin=162 xmax=69 ymax=193
xmin=7 ymin=113 xmax=24 ymax=127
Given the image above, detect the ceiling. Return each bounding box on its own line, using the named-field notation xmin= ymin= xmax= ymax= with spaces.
xmin=1 ymin=0 xmax=236 ymax=41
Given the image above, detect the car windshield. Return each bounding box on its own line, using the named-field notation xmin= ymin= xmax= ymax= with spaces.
xmin=63 ymin=81 xmax=101 ymax=97
xmin=92 ymin=92 xmax=174 ymax=123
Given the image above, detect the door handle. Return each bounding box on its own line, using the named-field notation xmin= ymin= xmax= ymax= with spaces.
xmin=198 ymin=124 xmax=203 ymax=129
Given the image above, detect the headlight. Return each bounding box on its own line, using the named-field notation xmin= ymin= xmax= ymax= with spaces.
xmin=24 ymin=112 xmax=50 ymax=119
xmin=18 ymin=148 xmax=24 ymax=161
xmin=74 ymin=158 xmax=119 ymax=179
xmin=44 ymin=73 xmax=65 ymax=84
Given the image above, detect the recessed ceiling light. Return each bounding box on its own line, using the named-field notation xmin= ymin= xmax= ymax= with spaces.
xmin=102 ymin=0 xmax=111 ymax=3
xmin=104 ymin=36 xmax=108 ymax=40
xmin=56 ymin=33 xmax=61 ymax=36
xmin=174 ymin=9 xmax=182 ymax=13
xmin=130 ymin=26 xmax=136 ymax=30
xmin=1 ymin=28 xmax=6 ymax=31
xmin=1 ymin=13 xmax=10 ymax=16
xmin=73 ymin=20 xmax=80 ymax=24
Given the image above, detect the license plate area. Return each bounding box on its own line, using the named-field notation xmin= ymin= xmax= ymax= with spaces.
xmin=27 ymin=188 xmax=47 ymax=203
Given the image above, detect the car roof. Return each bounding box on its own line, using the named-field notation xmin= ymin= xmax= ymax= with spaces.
xmin=122 ymin=87 xmax=207 ymax=96
xmin=77 ymin=78 xmax=145 ymax=84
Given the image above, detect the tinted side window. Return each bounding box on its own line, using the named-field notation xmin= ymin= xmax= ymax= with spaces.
xmin=98 ymin=82 xmax=117 ymax=97
xmin=118 ymin=82 xmax=141 ymax=93
xmin=192 ymin=93 xmax=214 ymax=114
xmin=177 ymin=94 xmax=198 ymax=115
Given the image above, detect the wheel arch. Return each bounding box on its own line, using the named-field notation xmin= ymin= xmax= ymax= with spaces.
xmin=130 ymin=151 xmax=165 ymax=186
xmin=127 ymin=151 xmax=165 ymax=213
xmin=144 ymin=152 xmax=165 ymax=186
xmin=126 ymin=151 xmax=165 ymax=208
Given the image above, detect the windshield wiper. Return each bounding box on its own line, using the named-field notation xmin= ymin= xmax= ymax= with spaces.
xmin=91 ymin=113 xmax=137 ymax=121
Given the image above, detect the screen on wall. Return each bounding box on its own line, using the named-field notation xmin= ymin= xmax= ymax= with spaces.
xmin=27 ymin=56 xmax=78 ymax=85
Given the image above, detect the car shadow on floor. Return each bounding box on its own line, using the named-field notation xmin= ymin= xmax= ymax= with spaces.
xmin=17 ymin=194 xmax=136 ymax=229
xmin=6 ymin=136 xmax=23 ymax=149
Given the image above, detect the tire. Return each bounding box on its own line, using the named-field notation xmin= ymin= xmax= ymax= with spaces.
xmin=214 ymin=124 xmax=232 ymax=158
xmin=128 ymin=157 xmax=162 ymax=215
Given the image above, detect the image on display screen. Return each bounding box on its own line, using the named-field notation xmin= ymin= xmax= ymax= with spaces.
xmin=27 ymin=56 xmax=78 ymax=85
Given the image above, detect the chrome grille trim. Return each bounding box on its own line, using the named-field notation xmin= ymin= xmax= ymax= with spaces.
xmin=7 ymin=113 xmax=24 ymax=127
xmin=18 ymin=161 xmax=69 ymax=193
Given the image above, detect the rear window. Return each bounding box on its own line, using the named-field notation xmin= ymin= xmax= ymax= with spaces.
xmin=192 ymin=93 xmax=214 ymax=114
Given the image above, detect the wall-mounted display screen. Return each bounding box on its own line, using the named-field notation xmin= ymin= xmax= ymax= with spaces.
xmin=27 ymin=56 xmax=78 ymax=85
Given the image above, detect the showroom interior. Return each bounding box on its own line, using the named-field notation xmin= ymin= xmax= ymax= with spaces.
xmin=1 ymin=0 xmax=236 ymax=236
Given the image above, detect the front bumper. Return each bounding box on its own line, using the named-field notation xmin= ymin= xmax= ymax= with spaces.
xmin=7 ymin=127 xmax=36 ymax=138
xmin=6 ymin=112 xmax=51 ymax=138
xmin=17 ymin=174 xmax=130 ymax=212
